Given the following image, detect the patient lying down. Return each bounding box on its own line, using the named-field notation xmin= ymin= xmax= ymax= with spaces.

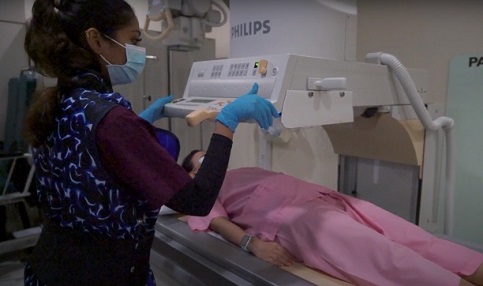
xmin=181 ymin=150 xmax=483 ymax=286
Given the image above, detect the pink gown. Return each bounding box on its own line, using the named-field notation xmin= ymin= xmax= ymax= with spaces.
xmin=187 ymin=167 xmax=483 ymax=286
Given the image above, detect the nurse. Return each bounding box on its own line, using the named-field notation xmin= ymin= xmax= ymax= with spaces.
xmin=23 ymin=0 xmax=278 ymax=285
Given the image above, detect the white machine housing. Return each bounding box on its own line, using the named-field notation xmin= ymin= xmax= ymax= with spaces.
xmin=164 ymin=53 xmax=429 ymax=128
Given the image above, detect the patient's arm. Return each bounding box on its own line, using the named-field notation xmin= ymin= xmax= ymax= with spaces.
xmin=210 ymin=217 xmax=295 ymax=267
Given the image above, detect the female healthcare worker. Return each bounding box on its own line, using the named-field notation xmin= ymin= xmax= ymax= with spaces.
xmin=22 ymin=0 xmax=278 ymax=285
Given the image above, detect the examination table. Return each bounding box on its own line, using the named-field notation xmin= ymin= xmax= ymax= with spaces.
xmin=151 ymin=215 xmax=352 ymax=286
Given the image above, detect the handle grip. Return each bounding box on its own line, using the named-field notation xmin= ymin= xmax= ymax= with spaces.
xmin=186 ymin=109 xmax=219 ymax=126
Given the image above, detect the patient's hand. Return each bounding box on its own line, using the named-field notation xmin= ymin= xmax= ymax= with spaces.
xmin=250 ymin=237 xmax=295 ymax=267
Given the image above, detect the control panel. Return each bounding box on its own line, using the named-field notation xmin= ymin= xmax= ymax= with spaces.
xmin=163 ymin=54 xmax=291 ymax=120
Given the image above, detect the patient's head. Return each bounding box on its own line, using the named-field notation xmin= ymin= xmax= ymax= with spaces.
xmin=181 ymin=149 xmax=205 ymax=178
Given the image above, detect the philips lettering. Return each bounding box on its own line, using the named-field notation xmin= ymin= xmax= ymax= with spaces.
xmin=231 ymin=20 xmax=271 ymax=38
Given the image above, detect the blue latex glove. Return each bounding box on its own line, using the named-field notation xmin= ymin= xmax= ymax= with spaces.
xmin=139 ymin=95 xmax=174 ymax=124
xmin=216 ymin=83 xmax=279 ymax=132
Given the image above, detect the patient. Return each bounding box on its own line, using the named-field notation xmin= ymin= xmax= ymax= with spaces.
xmin=182 ymin=150 xmax=483 ymax=286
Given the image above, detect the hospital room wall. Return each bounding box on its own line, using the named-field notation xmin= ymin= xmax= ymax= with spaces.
xmin=356 ymin=0 xmax=483 ymax=246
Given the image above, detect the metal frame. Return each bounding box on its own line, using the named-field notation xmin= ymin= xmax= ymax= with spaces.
xmin=0 ymin=153 xmax=39 ymax=255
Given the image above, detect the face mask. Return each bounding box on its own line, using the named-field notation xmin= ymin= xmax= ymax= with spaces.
xmin=100 ymin=35 xmax=146 ymax=85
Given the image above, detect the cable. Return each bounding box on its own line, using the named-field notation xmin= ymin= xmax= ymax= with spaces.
xmin=366 ymin=52 xmax=455 ymax=236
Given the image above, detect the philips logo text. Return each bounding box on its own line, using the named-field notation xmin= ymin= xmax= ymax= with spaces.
xmin=232 ymin=20 xmax=271 ymax=38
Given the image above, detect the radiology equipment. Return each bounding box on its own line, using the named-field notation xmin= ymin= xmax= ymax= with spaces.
xmin=137 ymin=0 xmax=465 ymax=284
xmin=164 ymin=53 xmax=427 ymax=127
xmin=164 ymin=51 xmax=455 ymax=237
xmin=156 ymin=51 xmax=457 ymax=286
xmin=143 ymin=0 xmax=228 ymax=47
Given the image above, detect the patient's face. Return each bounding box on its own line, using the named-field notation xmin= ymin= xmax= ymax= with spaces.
xmin=189 ymin=151 xmax=205 ymax=178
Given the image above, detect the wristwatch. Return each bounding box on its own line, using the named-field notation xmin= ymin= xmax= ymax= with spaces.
xmin=240 ymin=234 xmax=253 ymax=252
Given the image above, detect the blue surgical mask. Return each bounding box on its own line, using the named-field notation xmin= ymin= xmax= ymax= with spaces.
xmin=100 ymin=35 xmax=146 ymax=86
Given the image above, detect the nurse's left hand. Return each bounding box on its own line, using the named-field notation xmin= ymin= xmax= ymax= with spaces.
xmin=139 ymin=95 xmax=174 ymax=124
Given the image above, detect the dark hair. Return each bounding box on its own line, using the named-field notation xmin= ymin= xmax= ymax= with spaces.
xmin=24 ymin=0 xmax=136 ymax=147
xmin=181 ymin=150 xmax=202 ymax=173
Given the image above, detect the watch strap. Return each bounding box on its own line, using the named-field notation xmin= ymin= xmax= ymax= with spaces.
xmin=240 ymin=234 xmax=253 ymax=252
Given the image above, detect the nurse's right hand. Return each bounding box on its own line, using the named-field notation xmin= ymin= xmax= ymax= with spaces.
xmin=139 ymin=95 xmax=174 ymax=124
xmin=216 ymin=83 xmax=279 ymax=132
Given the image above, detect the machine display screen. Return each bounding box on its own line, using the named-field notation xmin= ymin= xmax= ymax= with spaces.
xmin=188 ymin=99 xmax=215 ymax=104
xmin=254 ymin=61 xmax=259 ymax=68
